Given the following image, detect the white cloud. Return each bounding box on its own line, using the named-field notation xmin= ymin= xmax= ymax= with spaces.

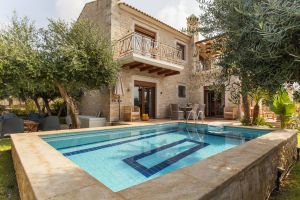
xmin=55 ymin=0 xmax=93 ymax=21
xmin=156 ymin=0 xmax=200 ymax=30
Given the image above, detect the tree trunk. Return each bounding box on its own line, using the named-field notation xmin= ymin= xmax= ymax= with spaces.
xmin=33 ymin=96 xmax=43 ymax=115
xmin=42 ymin=96 xmax=52 ymax=116
xmin=242 ymin=94 xmax=251 ymax=125
xmin=252 ymin=103 xmax=260 ymax=125
xmin=57 ymin=104 xmax=65 ymax=117
xmin=56 ymin=84 xmax=80 ymax=128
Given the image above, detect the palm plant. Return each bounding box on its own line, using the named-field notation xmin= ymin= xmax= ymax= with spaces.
xmin=271 ymin=89 xmax=295 ymax=129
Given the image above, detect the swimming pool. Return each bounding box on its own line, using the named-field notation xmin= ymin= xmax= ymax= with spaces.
xmin=42 ymin=123 xmax=270 ymax=192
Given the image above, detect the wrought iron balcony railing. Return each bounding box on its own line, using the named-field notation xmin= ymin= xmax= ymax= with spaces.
xmin=115 ymin=32 xmax=184 ymax=66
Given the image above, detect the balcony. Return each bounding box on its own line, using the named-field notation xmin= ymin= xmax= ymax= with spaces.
xmin=115 ymin=32 xmax=185 ymax=76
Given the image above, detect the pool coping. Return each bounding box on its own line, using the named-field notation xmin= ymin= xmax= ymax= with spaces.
xmin=11 ymin=121 xmax=296 ymax=200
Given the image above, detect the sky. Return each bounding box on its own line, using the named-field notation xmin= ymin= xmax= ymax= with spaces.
xmin=0 ymin=0 xmax=201 ymax=30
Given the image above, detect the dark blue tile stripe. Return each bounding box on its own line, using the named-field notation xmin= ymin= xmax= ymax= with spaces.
xmin=123 ymin=139 xmax=209 ymax=178
xmin=63 ymin=129 xmax=178 ymax=157
xmin=57 ymin=128 xmax=178 ymax=151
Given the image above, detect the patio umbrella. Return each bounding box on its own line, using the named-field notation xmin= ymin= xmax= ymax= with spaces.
xmin=114 ymin=75 xmax=124 ymax=121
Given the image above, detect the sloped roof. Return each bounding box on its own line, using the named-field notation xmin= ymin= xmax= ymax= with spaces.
xmin=118 ymin=2 xmax=190 ymax=38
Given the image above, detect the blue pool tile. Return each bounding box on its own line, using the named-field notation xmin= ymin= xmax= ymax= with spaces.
xmin=63 ymin=129 xmax=178 ymax=157
xmin=123 ymin=139 xmax=209 ymax=178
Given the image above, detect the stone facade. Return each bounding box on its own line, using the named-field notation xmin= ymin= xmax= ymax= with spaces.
xmin=79 ymin=0 xmax=235 ymax=122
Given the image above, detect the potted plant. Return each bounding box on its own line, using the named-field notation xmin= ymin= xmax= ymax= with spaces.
xmin=142 ymin=114 xmax=149 ymax=121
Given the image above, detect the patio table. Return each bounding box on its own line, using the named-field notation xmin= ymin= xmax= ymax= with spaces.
xmin=180 ymin=106 xmax=193 ymax=119
xmin=24 ymin=120 xmax=39 ymax=132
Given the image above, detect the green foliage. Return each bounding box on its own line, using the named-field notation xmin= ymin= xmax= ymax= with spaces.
xmin=25 ymin=99 xmax=38 ymax=114
xmin=240 ymin=117 xmax=251 ymax=126
xmin=198 ymin=0 xmax=300 ymax=93
xmin=270 ymin=161 xmax=300 ymax=200
xmin=0 ymin=139 xmax=19 ymax=200
xmin=10 ymin=106 xmax=26 ymax=116
xmin=41 ymin=19 xmax=120 ymax=90
xmin=1 ymin=15 xmax=120 ymax=124
xmin=50 ymin=98 xmax=65 ymax=114
xmin=252 ymin=116 xmax=274 ymax=128
xmin=10 ymin=100 xmax=37 ymax=116
xmin=0 ymin=14 xmax=50 ymax=100
xmin=271 ymin=89 xmax=295 ymax=129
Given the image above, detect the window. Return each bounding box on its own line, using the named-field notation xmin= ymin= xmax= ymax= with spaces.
xmin=178 ymin=85 xmax=186 ymax=98
xmin=176 ymin=43 xmax=185 ymax=60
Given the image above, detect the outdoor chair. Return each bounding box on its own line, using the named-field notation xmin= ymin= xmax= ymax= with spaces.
xmin=2 ymin=112 xmax=17 ymax=120
xmin=197 ymin=104 xmax=206 ymax=119
xmin=124 ymin=106 xmax=140 ymax=122
xmin=28 ymin=113 xmax=43 ymax=123
xmin=169 ymin=104 xmax=184 ymax=120
xmin=40 ymin=116 xmax=60 ymax=131
xmin=224 ymin=107 xmax=238 ymax=120
xmin=1 ymin=117 xmax=24 ymax=137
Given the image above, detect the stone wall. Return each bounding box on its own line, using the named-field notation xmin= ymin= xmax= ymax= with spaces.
xmin=11 ymin=142 xmax=36 ymax=200
xmin=79 ymin=0 xmax=112 ymax=38
xmin=80 ymin=89 xmax=111 ymax=118
xmin=202 ymin=130 xmax=298 ymax=200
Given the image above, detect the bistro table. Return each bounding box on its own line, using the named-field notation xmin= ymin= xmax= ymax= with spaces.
xmin=180 ymin=105 xmax=193 ymax=119
xmin=24 ymin=120 xmax=40 ymax=132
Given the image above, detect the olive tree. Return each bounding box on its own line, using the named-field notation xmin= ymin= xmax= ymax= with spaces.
xmin=41 ymin=20 xmax=120 ymax=128
xmin=197 ymin=0 xmax=300 ymax=125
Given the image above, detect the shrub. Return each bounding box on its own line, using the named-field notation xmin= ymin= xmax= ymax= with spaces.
xmin=10 ymin=99 xmax=37 ymax=116
xmin=25 ymin=99 xmax=37 ymax=114
xmin=240 ymin=117 xmax=251 ymax=126
xmin=50 ymin=98 xmax=65 ymax=116
xmin=10 ymin=106 xmax=27 ymax=116
xmin=271 ymin=89 xmax=295 ymax=129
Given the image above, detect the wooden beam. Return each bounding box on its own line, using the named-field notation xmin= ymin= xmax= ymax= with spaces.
xmin=129 ymin=63 xmax=142 ymax=69
xmin=149 ymin=68 xmax=162 ymax=73
xmin=140 ymin=65 xmax=153 ymax=71
xmin=158 ymin=69 xmax=171 ymax=75
xmin=165 ymin=71 xmax=180 ymax=77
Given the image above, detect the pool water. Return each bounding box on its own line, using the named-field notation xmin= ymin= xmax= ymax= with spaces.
xmin=42 ymin=123 xmax=270 ymax=192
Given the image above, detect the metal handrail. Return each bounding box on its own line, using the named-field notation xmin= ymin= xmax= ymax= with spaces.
xmin=116 ymin=32 xmax=184 ymax=65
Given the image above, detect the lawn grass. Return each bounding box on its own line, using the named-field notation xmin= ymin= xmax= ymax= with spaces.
xmin=270 ymin=132 xmax=300 ymax=200
xmin=0 ymin=138 xmax=19 ymax=200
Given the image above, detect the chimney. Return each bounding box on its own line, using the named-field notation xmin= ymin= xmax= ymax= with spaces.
xmin=186 ymin=14 xmax=199 ymax=40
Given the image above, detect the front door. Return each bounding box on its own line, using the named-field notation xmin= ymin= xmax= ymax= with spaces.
xmin=134 ymin=81 xmax=156 ymax=118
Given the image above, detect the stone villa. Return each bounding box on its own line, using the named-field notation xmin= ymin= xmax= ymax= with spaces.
xmin=79 ymin=0 xmax=237 ymax=122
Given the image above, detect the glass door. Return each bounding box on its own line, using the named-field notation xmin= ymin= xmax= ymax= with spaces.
xmin=134 ymin=81 xmax=156 ymax=118
xmin=204 ymin=86 xmax=225 ymax=117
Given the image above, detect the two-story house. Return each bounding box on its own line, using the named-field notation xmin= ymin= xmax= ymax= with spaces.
xmin=79 ymin=0 xmax=238 ymax=122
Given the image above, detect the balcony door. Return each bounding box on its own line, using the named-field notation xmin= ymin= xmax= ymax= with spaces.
xmin=134 ymin=81 xmax=156 ymax=118
xmin=134 ymin=25 xmax=156 ymax=57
